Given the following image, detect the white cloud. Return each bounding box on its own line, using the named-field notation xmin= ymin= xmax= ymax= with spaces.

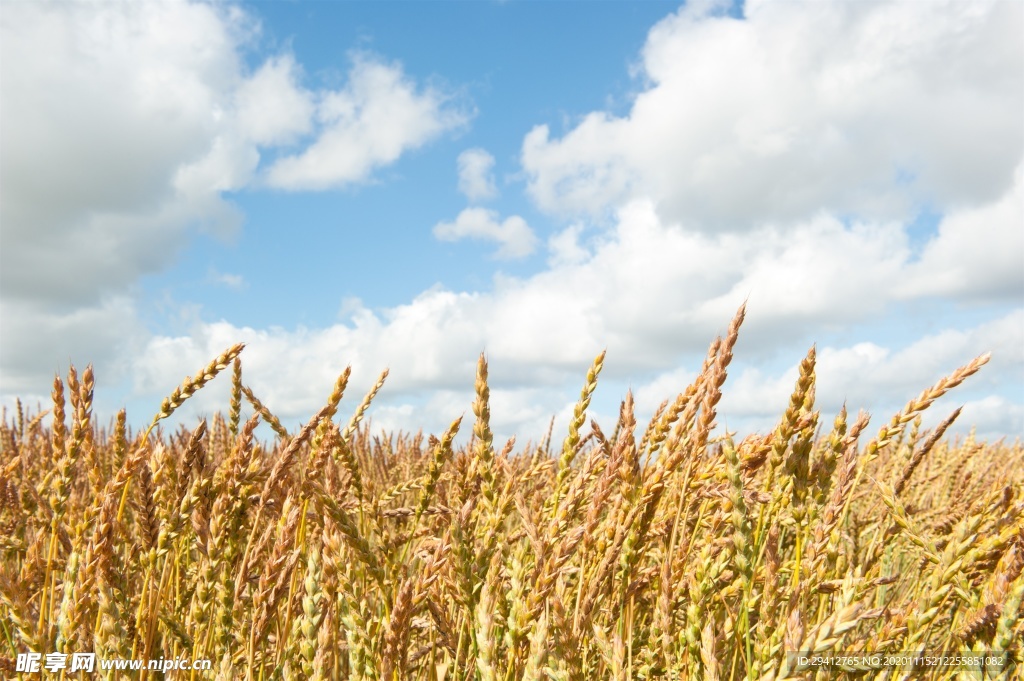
xmin=128 ymin=309 xmax=483 ymax=432
xmin=234 ymin=54 xmax=315 ymax=146
xmin=633 ymin=365 xmax=698 ymax=417
xmin=264 ymin=55 xmax=469 ymax=190
xmin=813 ymin=310 xmax=1024 ymax=412
xmin=707 ymin=309 xmax=1024 ymax=436
xmin=2 ymin=0 xmax=1020 ymax=448
xmin=708 ymin=307 xmax=1019 ymax=426
xmin=209 ymin=270 xmax=246 ymax=290
xmin=0 ymin=296 xmax=145 ymax=396
xmin=899 ymin=164 xmax=1024 ymax=302
xmin=522 ymin=0 xmax=1023 ymax=229
xmin=547 ymin=223 xmax=590 ymax=267
xmin=0 ymin=3 xmax=468 ymax=305
xmin=173 ymin=133 xmax=261 ymax=199
xmin=433 ymin=207 xmax=538 ymax=259
xmin=130 ymin=194 xmax=1022 ymax=441
xmin=0 ymin=0 xmax=250 ymax=304
xmin=135 ymin=302 xmax=1022 ymax=445
xmin=129 ymin=313 xmax=598 ymax=444
xmin=457 ymin=148 xmax=499 ymax=201
xmin=1 ymin=1 xmax=471 ymax=394
xmin=958 ymin=396 xmax=1024 ymax=443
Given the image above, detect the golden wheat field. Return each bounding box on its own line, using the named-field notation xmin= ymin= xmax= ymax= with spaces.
xmin=1 ymin=306 xmax=1021 ymax=680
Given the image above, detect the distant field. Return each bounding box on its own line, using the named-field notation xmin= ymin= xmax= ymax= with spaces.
xmin=1 ymin=306 xmax=1021 ymax=680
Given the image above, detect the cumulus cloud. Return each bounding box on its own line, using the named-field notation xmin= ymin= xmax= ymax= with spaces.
xmin=264 ymin=55 xmax=469 ymax=190
xmin=899 ymin=164 xmax=1024 ymax=302
xmin=209 ymin=269 xmax=246 ymax=290
xmin=137 ymin=297 xmax=1022 ymax=445
xmin=1 ymin=2 xmax=468 ymax=304
xmin=708 ymin=308 xmax=1024 ymax=437
xmin=522 ymin=0 xmax=1023 ymax=229
xmin=958 ymin=396 xmax=1024 ymax=443
xmin=134 ymin=193 xmax=1023 ymax=440
xmin=234 ymin=54 xmax=315 ymax=146
xmin=433 ymin=207 xmax=538 ymax=258
xmin=3 ymin=0 xmax=1020 ymax=448
xmin=1 ymin=1 xmax=470 ymax=394
xmin=0 ymin=0 xmax=250 ymax=305
xmin=0 ymin=296 xmax=145 ymax=396
xmin=547 ymin=223 xmax=590 ymax=267
xmin=813 ymin=310 xmax=1024 ymax=411
xmin=457 ymin=148 xmax=499 ymax=201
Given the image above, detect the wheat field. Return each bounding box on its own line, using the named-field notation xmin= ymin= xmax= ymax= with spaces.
xmin=1 ymin=305 xmax=1021 ymax=680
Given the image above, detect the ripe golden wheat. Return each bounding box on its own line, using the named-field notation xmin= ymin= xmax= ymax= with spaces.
xmin=1 ymin=306 xmax=1021 ymax=679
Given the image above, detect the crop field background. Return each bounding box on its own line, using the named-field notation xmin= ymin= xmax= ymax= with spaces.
xmin=1 ymin=307 xmax=1021 ymax=680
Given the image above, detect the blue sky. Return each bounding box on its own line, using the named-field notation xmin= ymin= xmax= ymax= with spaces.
xmin=2 ymin=0 xmax=1022 ymax=444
